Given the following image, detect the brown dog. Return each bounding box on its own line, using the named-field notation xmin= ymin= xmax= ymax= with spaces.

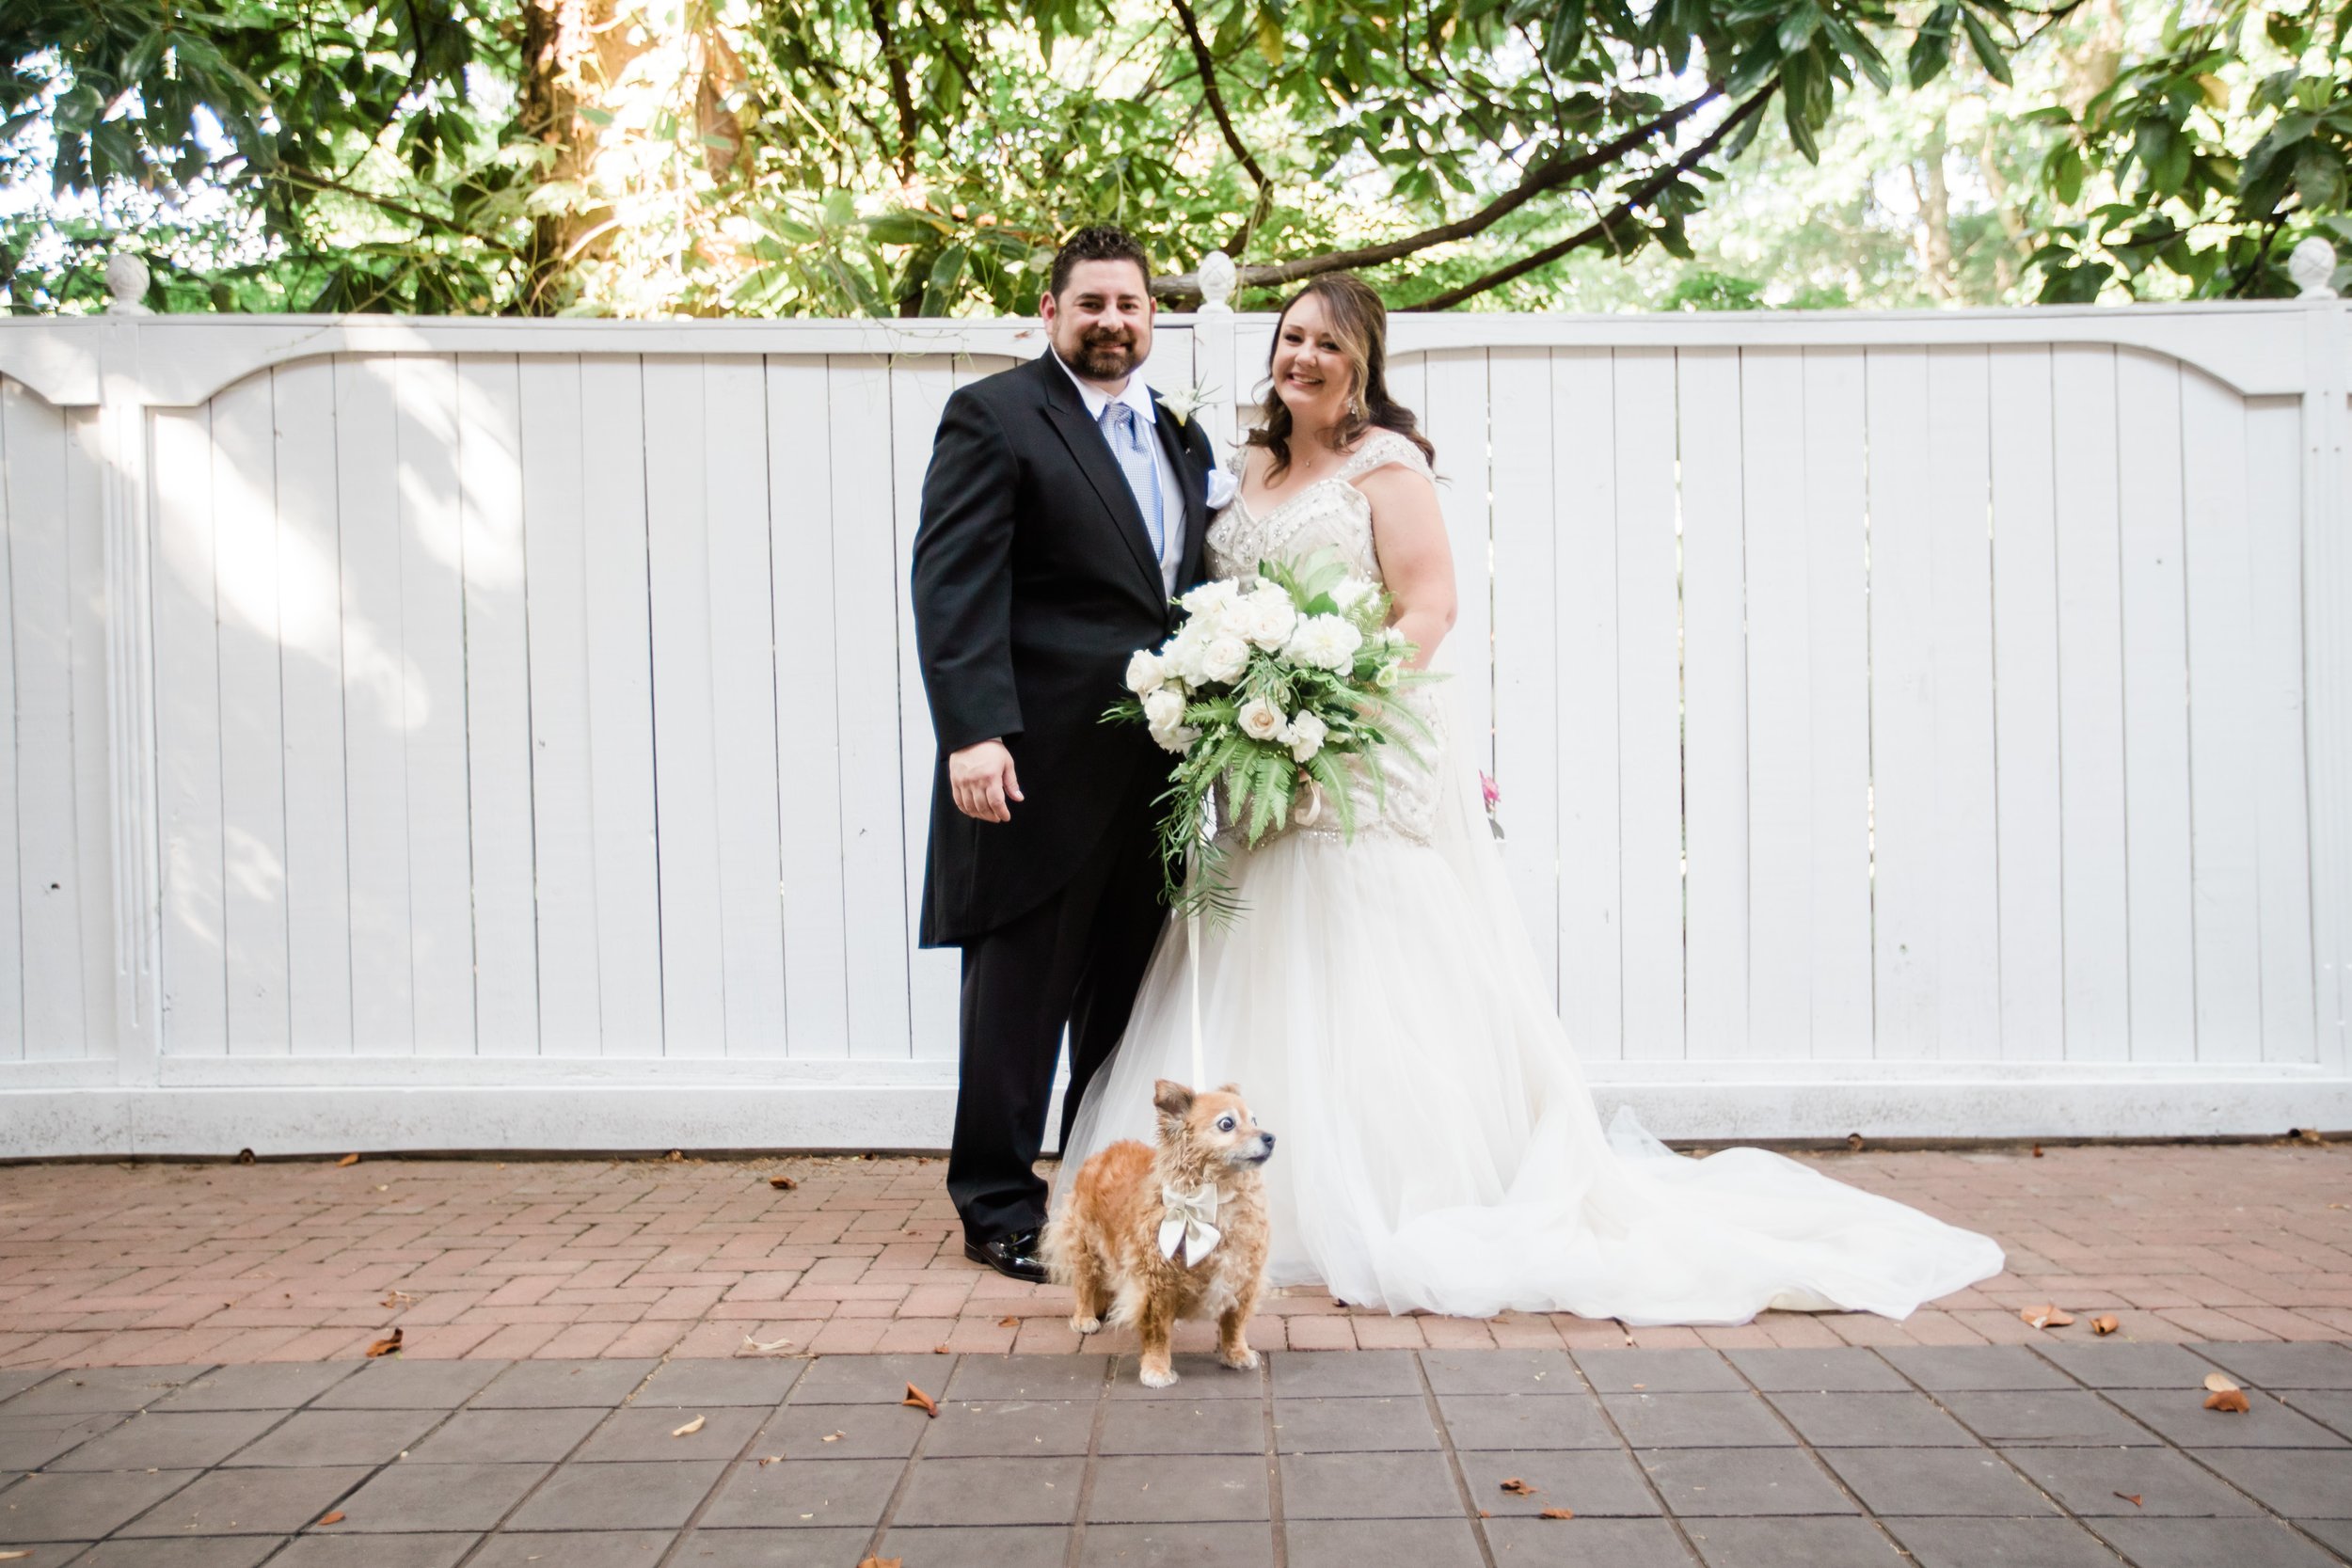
xmin=1043 ymin=1081 xmax=1275 ymax=1387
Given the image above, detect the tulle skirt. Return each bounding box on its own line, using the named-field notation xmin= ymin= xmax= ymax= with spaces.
xmin=1058 ymin=706 xmax=2004 ymax=1324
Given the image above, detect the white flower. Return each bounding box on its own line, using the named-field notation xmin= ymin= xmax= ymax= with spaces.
xmin=1142 ymin=688 xmax=1186 ymax=733
xmin=1200 ymin=636 xmax=1250 ymax=685
xmin=1151 ymin=721 xmax=1199 ymax=754
xmin=1166 ymin=626 xmax=1209 ymax=685
xmin=1331 ymin=577 xmax=1375 ymax=612
xmin=1285 ymin=711 xmax=1328 ymax=763
xmin=1285 ymin=613 xmax=1363 ymax=674
xmin=1235 ymin=585 xmax=1297 ymax=651
xmin=1236 ymin=695 xmax=1287 ymax=742
xmin=1158 ymin=379 xmax=1217 ymax=427
xmin=1125 ymin=650 xmax=1167 ymax=696
xmin=1375 ymin=659 xmax=1402 ymax=689
xmin=1180 ymin=578 xmax=1239 ymax=619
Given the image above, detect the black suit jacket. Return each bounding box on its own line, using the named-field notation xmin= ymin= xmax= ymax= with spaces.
xmin=912 ymin=350 xmax=1215 ymax=946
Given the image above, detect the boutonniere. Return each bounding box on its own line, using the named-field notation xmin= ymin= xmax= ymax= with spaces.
xmin=1158 ymin=379 xmax=1219 ymax=428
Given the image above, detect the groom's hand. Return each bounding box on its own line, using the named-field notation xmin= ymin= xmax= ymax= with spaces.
xmin=949 ymin=740 xmax=1023 ymax=822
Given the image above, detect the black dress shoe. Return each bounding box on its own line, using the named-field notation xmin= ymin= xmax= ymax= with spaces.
xmin=965 ymin=1228 xmax=1049 ymax=1284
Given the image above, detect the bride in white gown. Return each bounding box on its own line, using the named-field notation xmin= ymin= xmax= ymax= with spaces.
xmin=1059 ymin=275 xmax=2004 ymax=1325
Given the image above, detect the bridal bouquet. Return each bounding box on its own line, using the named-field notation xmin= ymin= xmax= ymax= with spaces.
xmin=1107 ymin=551 xmax=1432 ymax=918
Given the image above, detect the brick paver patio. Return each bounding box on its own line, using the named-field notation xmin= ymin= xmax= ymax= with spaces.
xmin=0 ymin=1140 xmax=2344 ymax=1370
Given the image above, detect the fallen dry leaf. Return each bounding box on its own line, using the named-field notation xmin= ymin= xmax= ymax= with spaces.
xmin=769 ymin=1174 xmax=798 ymax=1190
xmin=1 ymin=1551 xmax=35 ymax=1560
xmin=1477 ymin=1509 xmax=1492 ymax=1519
xmin=855 ymin=1558 xmax=903 ymax=1568
xmin=1500 ymin=1478 xmax=1537 ymax=1496
xmin=757 ymin=1454 xmax=783 ymax=1465
xmin=903 ymin=1383 xmax=940 ymax=1418
xmin=2297 ymin=1128 xmax=2323 ymax=1145
xmin=2091 ymin=1314 xmax=2120 ymax=1336
xmin=236 ymin=1148 xmax=256 ymax=1164
xmin=742 ymin=1335 xmax=794 ymax=1354
xmin=666 ymin=1149 xmax=684 ymax=1162
xmin=381 ymin=1290 xmax=416 ymax=1308
xmin=365 ymin=1328 xmax=404 ymax=1358
xmin=2020 ymin=1305 xmax=2075 ymax=1330
xmin=821 ymin=1431 xmax=845 ymax=1443
xmin=1847 ymin=1132 xmax=1865 ymax=1151
xmin=672 ymin=1415 xmax=706 ymax=1437
xmin=2032 ymin=1144 xmax=2044 ymax=1158
xmin=1538 ymin=1508 xmax=1577 ymax=1520
xmin=2114 ymin=1492 xmax=2143 ymax=1508
xmin=335 ymin=1152 xmax=360 ymax=1167
xmin=2204 ymin=1387 xmax=2252 ymax=1413
xmin=2203 ymin=1371 xmax=2242 ymax=1394
xmin=998 ymin=1316 xmax=1019 ymax=1328
xmin=316 ymin=1512 xmax=345 ymax=1527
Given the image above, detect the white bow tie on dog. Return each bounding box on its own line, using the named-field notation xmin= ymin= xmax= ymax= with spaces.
xmin=1158 ymin=1181 xmax=1222 ymax=1264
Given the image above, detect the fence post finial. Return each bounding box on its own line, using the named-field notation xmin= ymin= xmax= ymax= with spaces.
xmin=2292 ymin=237 xmax=2339 ymax=299
xmin=1198 ymin=250 xmax=1236 ymax=315
xmin=104 ymin=254 xmax=153 ymax=315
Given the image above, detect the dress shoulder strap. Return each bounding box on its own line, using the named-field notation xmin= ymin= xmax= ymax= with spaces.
xmin=1339 ymin=428 xmax=1434 ymax=485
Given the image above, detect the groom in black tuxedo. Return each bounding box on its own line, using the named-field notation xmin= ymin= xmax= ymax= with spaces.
xmin=911 ymin=227 xmax=1215 ymax=1281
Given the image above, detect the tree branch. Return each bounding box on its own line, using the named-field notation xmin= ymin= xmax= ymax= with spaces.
xmin=1168 ymin=0 xmax=1273 ymax=258
xmin=1152 ymin=85 xmax=1723 ymax=297
xmin=1406 ymin=85 xmax=1780 ymax=310
xmin=866 ymin=0 xmax=919 ymax=179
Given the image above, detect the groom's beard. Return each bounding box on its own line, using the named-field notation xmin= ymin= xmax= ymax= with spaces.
xmin=1071 ymin=331 xmax=1141 ymax=380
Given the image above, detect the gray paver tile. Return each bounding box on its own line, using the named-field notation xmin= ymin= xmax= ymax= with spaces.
xmin=72 ymin=1538 xmax=284 ymax=1567
xmin=0 ymin=1373 xmax=52 ymax=1406
xmin=1291 ymin=1518 xmax=1488 ymax=1568
xmin=756 ymin=1403 xmax=927 ymax=1462
xmin=1937 ymin=1389 xmax=2159 ymax=1447
xmin=1078 ymin=1521 xmax=1276 ymax=1566
xmin=151 ymin=1365 xmax=359 ymax=1413
xmin=1885 ymin=1514 xmax=2126 ymax=1568
xmin=2034 ymin=1343 xmax=2222 ymax=1389
xmin=1278 ymin=1450 xmax=1460 ymax=1519
xmin=1456 ymin=1448 xmax=1661 ymax=1515
xmin=2106 ymin=1388 xmax=2349 ymax=1449
xmin=329 ymin=1461 xmax=547 ymax=1531
xmin=2195 ymin=1344 xmax=2352 ymax=1392
xmin=0 ymin=1545 xmax=81 ymax=1568
xmin=2189 ymin=1448 xmax=2352 ymax=1518
xmin=473 ymin=1360 xmax=658 ymax=1409
xmin=268 ymin=1533 xmax=478 ymax=1568
xmin=310 ymin=1361 xmax=504 ymax=1411
xmin=1088 ymin=1454 xmax=1269 ymax=1523
xmin=505 ymin=1459 xmax=727 ymax=1531
xmin=223 ymin=1407 xmax=442 ymax=1467
xmin=691 ymin=1456 xmax=899 ymax=1529
xmin=1605 ymin=1391 xmax=1798 ymax=1448
xmin=1272 ymin=1395 xmax=1437 ymax=1452
xmin=572 ymin=1405 xmax=765 ymax=1463
xmin=2090 ymin=1516 xmax=2344 ymax=1568
xmin=1099 ymin=1398 xmax=1265 ymax=1455
xmin=879 ymin=1526 xmax=1076 ymax=1567
xmin=1819 ymin=1447 xmax=2055 ymax=1517
xmin=1 ymin=1369 xmax=204 ymax=1417
xmin=1726 ymin=1349 xmax=1910 ymax=1393
xmin=667 ymin=1527 xmax=872 ymax=1566
xmin=786 ymin=1354 xmax=960 ymax=1405
xmin=1269 ymin=1350 xmax=1421 ymax=1398
xmin=1107 ymin=1354 xmax=1266 ymax=1398
xmin=2296 ymin=1519 xmax=2352 ymax=1560
xmin=0 ymin=1413 xmax=126 ymax=1470
xmin=0 ymin=1468 xmax=198 ymax=1543
xmin=47 ymin=1410 xmax=282 ymax=1471
xmin=922 ymin=1399 xmax=1094 ymax=1458
xmin=636 ymin=1357 xmax=802 ymax=1407
xmin=1486 ymin=1516 xmax=1698 ymax=1565
xmin=1681 ymin=1516 xmax=1901 ymax=1567
xmin=2281 ymin=1389 xmax=2352 ymax=1440
xmin=944 ymin=1355 xmax=1113 ymax=1401
xmin=1637 ymin=1448 xmax=1858 ymax=1516
xmin=1767 ymin=1391 xmax=1978 ymax=1448
xmin=117 ymin=1466 xmax=364 ymax=1537
xmin=1419 ymin=1350 xmax=1581 ymax=1396
xmin=892 ymin=1454 xmax=1087 ymax=1527
xmin=464 ymin=1531 xmax=674 ymax=1567
xmin=1436 ymin=1392 xmax=1617 ymax=1450
xmin=1578 ymin=1351 xmax=1744 ymax=1394
xmin=404 ymin=1404 xmax=604 ymax=1465
xmin=2002 ymin=1445 xmax=2259 ymax=1515
xmin=1880 ymin=1347 xmax=2072 ymax=1393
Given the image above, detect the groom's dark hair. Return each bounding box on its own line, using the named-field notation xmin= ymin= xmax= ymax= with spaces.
xmin=1049 ymin=226 xmax=1153 ymax=299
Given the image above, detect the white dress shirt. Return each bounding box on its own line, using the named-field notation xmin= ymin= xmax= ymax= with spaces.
xmin=1052 ymin=350 xmax=1187 ymax=598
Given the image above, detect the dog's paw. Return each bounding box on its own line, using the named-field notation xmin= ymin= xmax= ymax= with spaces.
xmin=1218 ymin=1346 xmax=1261 ymax=1371
xmin=1071 ymin=1315 xmax=1103 ymax=1335
xmin=1138 ymin=1364 xmax=1180 ymax=1389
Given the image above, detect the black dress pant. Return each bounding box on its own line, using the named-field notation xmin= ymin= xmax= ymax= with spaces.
xmin=946 ymin=792 xmax=1166 ymax=1246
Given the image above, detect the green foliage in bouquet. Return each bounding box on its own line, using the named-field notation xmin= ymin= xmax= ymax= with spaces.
xmin=1105 ymin=550 xmax=1438 ymax=922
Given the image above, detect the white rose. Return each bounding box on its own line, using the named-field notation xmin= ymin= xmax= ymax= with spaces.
xmin=1167 ymin=626 xmax=1209 ymax=685
xmin=1285 ymin=614 xmax=1363 ymax=674
xmin=1151 ymin=721 xmax=1199 ymax=754
xmin=1125 ymin=649 xmax=1165 ymax=696
xmin=1236 ymin=586 xmax=1298 ymax=651
xmin=1200 ymin=636 xmax=1250 ymax=685
xmin=1180 ymin=578 xmax=1238 ymax=623
xmin=1142 ymin=688 xmax=1185 ymax=732
xmin=1236 ymin=695 xmax=1287 ymax=742
xmin=1331 ymin=577 xmax=1375 ymax=612
xmin=1285 ymin=710 xmax=1328 ymax=763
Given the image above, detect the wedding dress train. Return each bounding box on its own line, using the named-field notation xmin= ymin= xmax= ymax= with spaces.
xmin=1059 ymin=431 xmax=2004 ymax=1323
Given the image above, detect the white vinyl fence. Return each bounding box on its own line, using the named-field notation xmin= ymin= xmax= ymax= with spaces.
xmin=1 ymin=286 xmax=2346 ymax=1155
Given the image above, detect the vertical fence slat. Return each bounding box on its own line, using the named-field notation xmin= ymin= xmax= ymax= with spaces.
xmin=1489 ymin=347 xmax=1559 ymax=1001
xmin=580 ymin=357 xmax=664 ymax=1056
xmin=1552 ymin=349 xmax=1622 ymax=1059
xmin=1802 ymin=349 xmax=1873 ymax=1060
xmin=2116 ymin=349 xmax=2198 ymax=1061
xmin=5 ymin=381 xmax=76 ymax=1056
xmin=1678 ymin=347 xmax=1749 ymax=1057
xmin=1867 ymin=347 xmax=1935 ymax=1056
xmin=1615 ymin=347 xmax=1683 ymax=1060
xmin=1740 ymin=348 xmax=1810 ymax=1055
xmin=893 ymin=358 xmax=962 ymax=1062
xmin=1423 ymin=351 xmax=1493 ymax=778
xmin=0 ymin=386 xmax=25 ymax=1057
xmin=2246 ymin=399 xmax=2317 ymax=1064
xmin=68 ymin=406 xmax=112 ymax=1054
xmin=272 ymin=358 xmax=353 ymax=1055
xmin=1989 ymin=345 xmax=2064 ymax=1061
xmin=769 ymin=356 xmax=849 ymax=1058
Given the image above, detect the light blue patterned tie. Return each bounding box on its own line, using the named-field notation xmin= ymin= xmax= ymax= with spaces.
xmin=1101 ymin=401 xmax=1166 ymax=560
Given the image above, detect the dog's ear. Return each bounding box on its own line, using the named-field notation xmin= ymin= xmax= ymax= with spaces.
xmin=1152 ymin=1080 xmax=1196 ymax=1118
xmin=1216 ymin=1082 xmax=1243 ymax=1097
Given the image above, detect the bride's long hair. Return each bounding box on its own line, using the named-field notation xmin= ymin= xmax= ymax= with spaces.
xmin=1246 ymin=274 xmax=1436 ymax=482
